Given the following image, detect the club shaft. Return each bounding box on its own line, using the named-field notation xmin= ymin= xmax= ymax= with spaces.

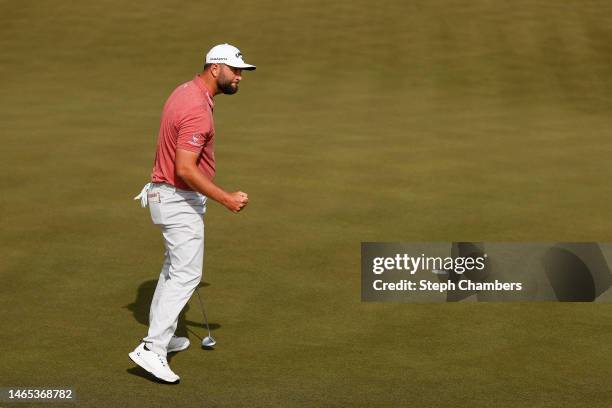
xmin=195 ymin=287 xmax=212 ymax=336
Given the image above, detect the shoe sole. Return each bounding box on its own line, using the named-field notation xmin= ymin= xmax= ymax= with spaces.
xmin=167 ymin=341 xmax=190 ymax=353
xmin=128 ymin=351 xmax=180 ymax=384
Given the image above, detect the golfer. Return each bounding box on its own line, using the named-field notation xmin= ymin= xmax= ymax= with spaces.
xmin=129 ymin=43 xmax=255 ymax=383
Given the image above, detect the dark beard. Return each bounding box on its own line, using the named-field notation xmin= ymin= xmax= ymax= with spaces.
xmin=219 ymin=81 xmax=238 ymax=95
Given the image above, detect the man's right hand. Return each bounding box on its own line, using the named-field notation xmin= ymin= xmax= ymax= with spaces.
xmin=223 ymin=191 xmax=249 ymax=213
xmin=176 ymin=149 xmax=250 ymax=213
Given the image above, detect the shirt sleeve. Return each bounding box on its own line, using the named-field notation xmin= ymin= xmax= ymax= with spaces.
xmin=176 ymin=106 xmax=211 ymax=153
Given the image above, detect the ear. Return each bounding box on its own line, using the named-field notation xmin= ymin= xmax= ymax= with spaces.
xmin=210 ymin=63 xmax=221 ymax=78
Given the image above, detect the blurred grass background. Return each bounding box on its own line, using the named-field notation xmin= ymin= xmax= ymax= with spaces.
xmin=1 ymin=0 xmax=612 ymax=406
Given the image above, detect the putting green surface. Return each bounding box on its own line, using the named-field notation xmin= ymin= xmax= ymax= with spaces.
xmin=2 ymin=1 xmax=612 ymax=406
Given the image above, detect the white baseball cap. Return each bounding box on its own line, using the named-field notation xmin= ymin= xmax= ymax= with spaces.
xmin=205 ymin=43 xmax=256 ymax=71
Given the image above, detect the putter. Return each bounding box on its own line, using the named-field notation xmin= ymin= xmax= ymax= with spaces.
xmin=195 ymin=287 xmax=217 ymax=347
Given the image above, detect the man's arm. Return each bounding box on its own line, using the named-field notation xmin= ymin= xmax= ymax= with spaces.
xmin=175 ymin=148 xmax=248 ymax=213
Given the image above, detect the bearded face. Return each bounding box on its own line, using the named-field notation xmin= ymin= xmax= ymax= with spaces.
xmin=217 ymin=65 xmax=242 ymax=95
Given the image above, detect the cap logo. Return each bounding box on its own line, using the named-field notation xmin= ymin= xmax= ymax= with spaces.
xmin=235 ymin=52 xmax=242 ymax=59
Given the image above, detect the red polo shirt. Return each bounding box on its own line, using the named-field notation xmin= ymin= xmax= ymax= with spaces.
xmin=150 ymin=75 xmax=215 ymax=190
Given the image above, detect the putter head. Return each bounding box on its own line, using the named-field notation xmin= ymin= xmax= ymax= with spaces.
xmin=202 ymin=336 xmax=216 ymax=348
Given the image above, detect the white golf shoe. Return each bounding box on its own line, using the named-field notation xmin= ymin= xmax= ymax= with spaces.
xmin=167 ymin=335 xmax=190 ymax=353
xmin=129 ymin=343 xmax=180 ymax=384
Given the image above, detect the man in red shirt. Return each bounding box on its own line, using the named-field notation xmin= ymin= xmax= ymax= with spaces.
xmin=130 ymin=44 xmax=255 ymax=384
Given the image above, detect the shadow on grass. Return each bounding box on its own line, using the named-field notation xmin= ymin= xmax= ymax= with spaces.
xmin=125 ymin=280 xmax=219 ymax=381
xmin=126 ymin=367 xmax=180 ymax=385
xmin=124 ymin=279 xmax=221 ymax=336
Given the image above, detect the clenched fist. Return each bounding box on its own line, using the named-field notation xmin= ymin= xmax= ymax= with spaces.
xmin=223 ymin=191 xmax=249 ymax=213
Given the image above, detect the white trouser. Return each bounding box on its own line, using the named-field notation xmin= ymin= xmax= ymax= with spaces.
xmin=138 ymin=182 xmax=207 ymax=357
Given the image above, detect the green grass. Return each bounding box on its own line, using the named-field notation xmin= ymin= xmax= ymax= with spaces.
xmin=2 ymin=1 xmax=612 ymax=406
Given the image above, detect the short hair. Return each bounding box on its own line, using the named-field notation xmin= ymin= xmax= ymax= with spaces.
xmin=203 ymin=63 xmax=213 ymax=71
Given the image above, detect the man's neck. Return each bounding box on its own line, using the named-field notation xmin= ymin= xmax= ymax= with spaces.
xmin=197 ymin=72 xmax=218 ymax=96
